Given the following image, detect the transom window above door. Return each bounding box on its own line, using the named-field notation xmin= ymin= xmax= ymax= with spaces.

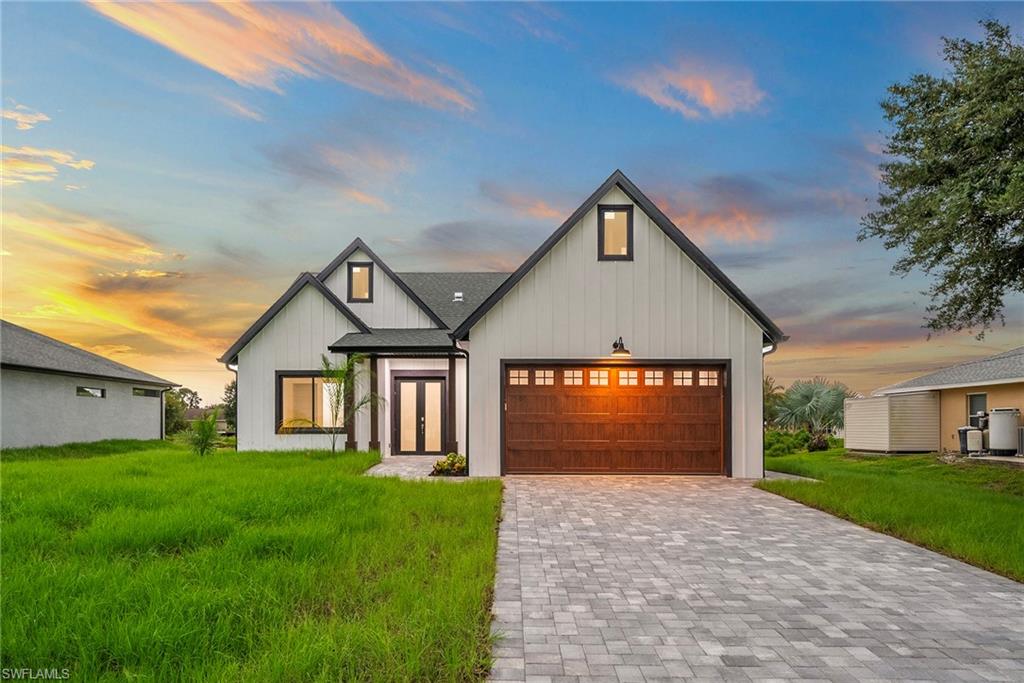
xmin=598 ymin=205 xmax=633 ymax=261
xmin=347 ymin=262 xmax=373 ymax=302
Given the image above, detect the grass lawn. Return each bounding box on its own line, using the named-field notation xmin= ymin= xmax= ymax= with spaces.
xmin=758 ymin=448 xmax=1024 ymax=582
xmin=1 ymin=440 xmax=503 ymax=681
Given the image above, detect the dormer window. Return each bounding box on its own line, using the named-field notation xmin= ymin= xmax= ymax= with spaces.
xmin=347 ymin=262 xmax=373 ymax=302
xmin=598 ymin=205 xmax=633 ymax=261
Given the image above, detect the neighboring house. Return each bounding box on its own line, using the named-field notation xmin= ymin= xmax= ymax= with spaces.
xmin=220 ymin=170 xmax=786 ymax=477
xmin=846 ymin=346 xmax=1024 ymax=452
xmin=184 ymin=407 xmax=230 ymax=435
xmin=1 ymin=320 xmax=177 ymax=448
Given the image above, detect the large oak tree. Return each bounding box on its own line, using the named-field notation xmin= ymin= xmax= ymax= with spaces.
xmin=860 ymin=21 xmax=1023 ymax=335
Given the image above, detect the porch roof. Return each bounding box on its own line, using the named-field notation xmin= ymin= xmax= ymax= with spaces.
xmin=328 ymin=328 xmax=457 ymax=354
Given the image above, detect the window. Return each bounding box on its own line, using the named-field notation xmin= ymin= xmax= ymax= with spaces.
xmin=673 ymin=370 xmax=693 ymax=386
xmin=589 ymin=369 xmax=609 ymax=386
xmin=133 ymin=387 xmax=160 ymax=398
xmin=598 ymin=205 xmax=633 ymax=261
xmin=277 ymin=374 xmax=342 ymax=433
xmin=644 ymin=370 xmax=663 ymax=386
xmin=699 ymin=370 xmax=718 ymax=387
xmin=968 ymin=393 xmax=987 ymax=428
xmin=509 ymin=369 xmax=530 ymax=385
xmin=535 ymin=369 xmax=554 ymax=385
xmin=619 ymin=369 xmax=638 ymax=386
xmin=76 ymin=386 xmax=105 ymax=398
xmin=347 ymin=262 xmax=373 ymax=302
xmin=564 ymin=369 xmax=583 ymax=385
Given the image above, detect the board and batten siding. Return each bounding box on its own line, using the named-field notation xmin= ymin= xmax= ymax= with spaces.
xmin=237 ymin=283 xmax=365 ymax=450
xmin=844 ymin=392 xmax=939 ymax=452
xmin=465 ymin=186 xmax=766 ymax=478
xmin=321 ymin=249 xmax=436 ymax=329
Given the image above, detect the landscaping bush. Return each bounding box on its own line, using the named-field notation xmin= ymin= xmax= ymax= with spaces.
xmin=431 ymin=452 xmax=468 ymax=477
xmin=764 ymin=429 xmax=811 ymax=457
xmin=188 ymin=409 xmax=219 ymax=457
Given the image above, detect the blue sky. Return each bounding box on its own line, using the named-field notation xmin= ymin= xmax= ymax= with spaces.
xmin=3 ymin=2 xmax=1022 ymax=402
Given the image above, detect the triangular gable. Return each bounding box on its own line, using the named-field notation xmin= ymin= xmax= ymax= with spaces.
xmin=452 ymin=170 xmax=786 ymax=344
xmin=218 ymin=273 xmax=369 ymax=364
xmin=316 ymin=238 xmax=447 ymax=329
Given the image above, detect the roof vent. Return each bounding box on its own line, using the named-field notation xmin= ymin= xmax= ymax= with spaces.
xmin=453 ymin=291 xmax=464 ymax=303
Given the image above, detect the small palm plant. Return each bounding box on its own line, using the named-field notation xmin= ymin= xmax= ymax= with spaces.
xmin=763 ymin=375 xmax=785 ymax=426
xmin=189 ymin=408 xmax=219 ymax=457
xmin=775 ymin=377 xmax=854 ymax=451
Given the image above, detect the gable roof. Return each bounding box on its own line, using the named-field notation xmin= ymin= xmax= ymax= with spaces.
xmin=1 ymin=320 xmax=177 ymax=386
xmin=398 ymin=272 xmax=510 ymax=330
xmin=876 ymin=346 xmax=1024 ymax=394
xmin=316 ymin=238 xmax=447 ymax=329
xmin=451 ymin=170 xmax=786 ymax=343
xmin=218 ymin=273 xmax=369 ymax=365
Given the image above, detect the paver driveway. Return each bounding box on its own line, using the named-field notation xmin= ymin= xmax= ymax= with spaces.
xmin=490 ymin=476 xmax=1024 ymax=682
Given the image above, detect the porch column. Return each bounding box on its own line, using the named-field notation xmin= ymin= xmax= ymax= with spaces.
xmin=369 ymin=355 xmax=380 ymax=452
xmin=446 ymin=354 xmax=458 ymax=454
xmin=344 ymin=355 xmax=357 ymax=451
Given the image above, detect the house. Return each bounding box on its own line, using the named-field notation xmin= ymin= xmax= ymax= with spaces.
xmin=184 ymin=407 xmax=231 ymax=435
xmin=1 ymin=320 xmax=177 ymax=448
xmin=846 ymin=346 xmax=1024 ymax=453
xmin=219 ymin=170 xmax=786 ymax=477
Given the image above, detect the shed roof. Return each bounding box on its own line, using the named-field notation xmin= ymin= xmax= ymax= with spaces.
xmin=328 ymin=328 xmax=456 ymax=353
xmin=1 ymin=320 xmax=176 ymax=386
xmin=876 ymin=346 xmax=1024 ymax=394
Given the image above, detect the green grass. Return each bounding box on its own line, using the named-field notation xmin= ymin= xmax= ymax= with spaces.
xmin=1 ymin=440 xmax=503 ymax=681
xmin=759 ymin=449 xmax=1024 ymax=582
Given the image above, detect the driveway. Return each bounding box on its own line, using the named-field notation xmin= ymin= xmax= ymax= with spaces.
xmin=490 ymin=477 xmax=1024 ymax=682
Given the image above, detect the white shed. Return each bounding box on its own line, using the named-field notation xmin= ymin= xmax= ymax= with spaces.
xmin=844 ymin=392 xmax=940 ymax=453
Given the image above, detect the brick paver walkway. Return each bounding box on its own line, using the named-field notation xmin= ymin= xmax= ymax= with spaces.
xmin=490 ymin=476 xmax=1024 ymax=681
xmin=366 ymin=455 xmax=436 ymax=479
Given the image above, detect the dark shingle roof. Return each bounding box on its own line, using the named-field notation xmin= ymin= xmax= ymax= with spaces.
xmin=1 ymin=320 xmax=176 ymax=386
xmin=878 ymin=346 xmax=1024 ymax=394
xmin=397 ymin=272 xmax=509 ymax=329
xmin=329 ymin=328 xmax=455 ymax=352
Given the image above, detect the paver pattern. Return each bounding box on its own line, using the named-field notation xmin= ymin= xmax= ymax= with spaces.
xmin=366 ymin=456 xmax=436 ymax=479
xmin=491 ymin=476 xmax=1024 ymax=682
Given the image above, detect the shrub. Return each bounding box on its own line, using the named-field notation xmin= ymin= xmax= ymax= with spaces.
xmin=431 ymin=453 xmax=467 ymax=477
xmin=764 ymin=429 xmax=813 ymax=457
xmin=188 ymin=409 xmax=219 ymax=457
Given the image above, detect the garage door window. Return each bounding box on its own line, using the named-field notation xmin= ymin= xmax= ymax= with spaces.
xmin=535 ymin=369 xmax=554 ymax=385
xmin=589 ymin=369 xmax=608 ymax=386
xmin=644 ymin=370 xmax=663 ymax=385
xmin=699 ymin=370 xmax=718 ymax=386
xmin=564 ymin=369 xmax=583 ymax=385
xmin=619 ymin=370 xmax=638 ymax=386
xmin=509 ymin=369 xmax=529 ymax=385
xmin=673 ymin=370 xmax=693 ymax=386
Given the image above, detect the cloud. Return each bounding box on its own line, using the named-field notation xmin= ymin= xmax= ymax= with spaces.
xmin=614 ymin=58 xmax=765 ymax=119
xmin=213 ymin=95 xmax=264 ymax=121
xmin=397 ymin=219 xmax=547 ymax=271
xmin=480 ymin=180 xmax=568 ymax=220
xmin=88 ymin=1 xmax=474 ymax=111
xmin=2 ymin=145 xmax=95 ymax=185
xmin=1 ymin=103 xmax=50 ymax=130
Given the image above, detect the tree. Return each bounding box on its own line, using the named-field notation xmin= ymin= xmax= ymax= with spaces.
xmin=775 ymin=378 xmax=855 ymax=451
xmin=763 ymin=376 xmax=785 ymax=426
xmin=164 ymin=390 xmax=188 ymax=435
xmin=281 ymin=354 xmax=383 ymax=454
xmin=176 ymin=387 xmax=201 ymax=410
xmin=188 ymin=408 xmax=219 ymax=457
xmin=222 ymin=379 xmax=237 ymax=431
xmin=860 ymin=21 xmax=1024 ymax=336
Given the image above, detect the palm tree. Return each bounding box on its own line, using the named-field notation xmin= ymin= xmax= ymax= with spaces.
xmin=775 ymin=377 xmax=854 ymax=451
xmin=763 ymin=376 xmax=785 ymax=426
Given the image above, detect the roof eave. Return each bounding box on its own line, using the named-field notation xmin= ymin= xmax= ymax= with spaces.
xmin=1 ymin=362 xmax=179 ymax=387
xmin=877 ymin=376 xmax=1024 ymax=395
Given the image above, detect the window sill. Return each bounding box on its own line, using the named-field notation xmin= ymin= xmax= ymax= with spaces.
xmin=276 ymin=428 xmax=346 ymax=435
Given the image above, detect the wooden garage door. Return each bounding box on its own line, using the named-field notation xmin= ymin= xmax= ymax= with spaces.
xmin=504 ymin=364 xmax=725 ymax=474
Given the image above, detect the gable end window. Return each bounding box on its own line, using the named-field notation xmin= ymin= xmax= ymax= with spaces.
xmin=133 ymin=387 xmax=161 ymax=398
xmin=347 ymin=262 xmax=373 ymax=303
xmin=598 ymin=205 xmax=633 ymax=261
xmin=77 ymin=386 xmax=105 ymax=398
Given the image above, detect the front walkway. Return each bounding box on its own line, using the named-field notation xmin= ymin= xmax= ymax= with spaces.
xmin=366 ymin=455 xmax=436 ymax=479
xmin=491 ymin=476 xmax=1024 ymax=682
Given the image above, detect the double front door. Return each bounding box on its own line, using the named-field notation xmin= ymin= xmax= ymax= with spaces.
xmin=393 ymin=376 xmax=446 ymax=455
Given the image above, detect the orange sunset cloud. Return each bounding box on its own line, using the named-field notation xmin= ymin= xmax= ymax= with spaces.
xmin=614 ymin=58 xmax=765 ymax=119
xmin=2 ymin=145 xmax=95 ymax=185
xmin=88 ymin=1 xmax=474 ymax=112
xmin=1 ymin=103 xmax=50 ymax=131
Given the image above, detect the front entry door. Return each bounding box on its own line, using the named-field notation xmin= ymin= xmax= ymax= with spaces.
xmin=394 ymin=377 xmax=446 ymax=455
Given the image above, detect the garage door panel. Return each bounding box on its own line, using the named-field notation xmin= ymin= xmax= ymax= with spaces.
xmin=505 ymin=363 xmax=725 ymax=475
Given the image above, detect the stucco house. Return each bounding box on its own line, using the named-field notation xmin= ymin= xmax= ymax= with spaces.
xmin=220 ymin=171 xmax=786 ymax=477
xmin=1 ymin=320 xmax=177 ymax=448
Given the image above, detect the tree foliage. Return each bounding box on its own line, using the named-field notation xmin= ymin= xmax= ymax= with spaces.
xmin=775 ymin=378 xmax=855 ymax=451
xmin=222 ymin=380 xmax=237 ymax=431
xmin=763 ymin=376 xmax=785 ymax=426
xmin=177 ymin=387 xmax=202 ymax=410
xmin=860 ymin=20 xmax=1024 ymax=335
xmin=164 ymin=390 xmax=188 ymax=435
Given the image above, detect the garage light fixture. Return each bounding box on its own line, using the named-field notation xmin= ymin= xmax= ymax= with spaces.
xmin=611 ymin=336 xmax=630 ymax=357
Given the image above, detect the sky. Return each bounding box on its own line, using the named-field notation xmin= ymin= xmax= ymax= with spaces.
xmin=3 ymin=1 xmax=1023 ymax=404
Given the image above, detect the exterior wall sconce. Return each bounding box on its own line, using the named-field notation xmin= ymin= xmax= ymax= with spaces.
xmin=611 ymin=336 xmax=631 ymax=357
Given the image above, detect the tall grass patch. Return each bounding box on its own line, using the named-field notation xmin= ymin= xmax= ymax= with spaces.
xmin=1 ymin=442 xmax=502 ymax=681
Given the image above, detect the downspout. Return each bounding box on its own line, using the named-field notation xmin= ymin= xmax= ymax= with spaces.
xmin=159 ymin=387 xmax=171 ymax=440
xmin=453 ymin=338 xmax=470 ymax=472
xmin=224 ymin=361 xmax=238 ymax=450
xmin=760 ymin=336 xmax=781 ymax=478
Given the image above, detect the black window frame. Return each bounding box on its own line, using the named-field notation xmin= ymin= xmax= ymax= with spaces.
xmin=76 ymin=386 xmax=106 ymax=398
xmin=132 ymin=387 xmax=161 ymax=398
xmin=274 ymin=371 xmax=346 ymax=435
xmin=346 ymin=261 xmax=374 ymax=303
xmin=597 ymin=204 xmax=634 ymax=261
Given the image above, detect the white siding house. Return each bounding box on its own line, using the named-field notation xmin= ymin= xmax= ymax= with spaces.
xmin=220 ymin=171 xmax=785 ymax=477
